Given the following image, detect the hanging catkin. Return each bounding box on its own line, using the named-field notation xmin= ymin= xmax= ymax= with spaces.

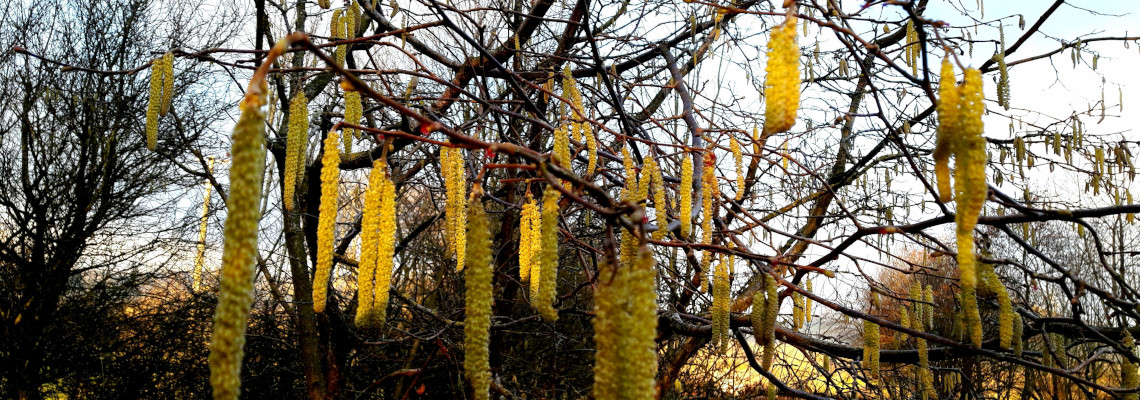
xmin=534 ymin=186 xmax=560 ymax=322
xmin=284 ymin=91 xmax=308 ymax=210
xmin=442 ymin=145 xmax=468 ymax=271
xmin=146 ymin=56 xmax=164 ymax=151
xmin=1122 ymin=331 xmax=1138 ymax=400
xmin=955 ymin=67 xmax=986 ymax=292
xmin=763 ymin=13 xmax=800 ymax=135
xmin=711 ymin=251 xmax=730 ymax=352
xmin=623 ymin=243 xmax=658 ymax=399
xmin=996 ymin=25 xmax=1011 ymax=110
xmin=863 ymin=319 xmax=880 ymax=379
xmin=160 ymin=52 xmax=175 ymax=116
xmin=650 ymin=156 xmax=667 ymax=240
xmin=699 ymin=151 xmax=716 ymax=294
xmin=343 ymin=89 xmax=361 ymax=153
xmin=463 ymin=187 xmax=493 ymax=400
xmin=313 ymin=129 xmax=342 ymax=314
xmin=519 ymin=192 xmax=539 ymax=282
xmin=731 ymin=137 xmax=744 ymax=200
xmin=679 ymin=155 xmax=693 ymax=237
xmin=193 ymin=158 xmax=215 ymax=292
xmin=934 ymin=58 xmax=959 ymax=202
xmin=355 ymin=160 xmax=385 ymax=328
xmin=591 ymin=258 xmax=623 ymax=400
xmin=209 ymin=38 xmax=286 ymax=400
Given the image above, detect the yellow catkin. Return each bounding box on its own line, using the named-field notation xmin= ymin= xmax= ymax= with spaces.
xmin=585 ymin=124 xmax=597 ymax=174
xmin=319 ymin=0 xmax=330 ymax=8
xmin=534 ymin=186 xmax=560 ymax=322
xmin=906 ymin=20 xmax=919 ymax=76
xmin=591 ymin=259 xmax=623 ymax=400
xmin=209 ymin=39 xmax=285 ymax=400
xmin=900 ymin=306 xmax=910 ymax=330
xmin=918 ymin=337 xmax=934 ymax=400
xmin=956 ymin=68 xmax=986 ymax=291
xmin=923 ymin=284 xmax=934 ymax=330
xmin=863 ymin=319 xmax=880 ymax=379
xmin=985 ymin=269 xmax=1013 ymax=349
xmin=554 ymin=124 xmax=571 ymax=168
xmin=962 ymin=285 xmax=982 ymax=347
xmin=313 ymin=129 xmax=342 ymax=314
xmin=712 ymin=250 xmax=730 ymax=352
xmin=1012 ymin=314 xmax=1024 ymax=356
xmin=194 ymin=158 xmax=215 ymax=292
xmin=680 ymin=155 xmax=693 ymax=237
xmin=519 ymin=192 xmax=538 ymax=282
xmin=160 ymin=52 xmax=175 ymax=116
xmin=637 ymin=158 xmax=651 ymax=204
xmin=731 ymin=137 xmax=744 ymax=201
xmin=373 ymin=163 xmax=396 ymax=326
xmin=621 ymin=146 xmax=637 ymax=195
xmin=146 ymin=56 xmax=163 ymax=151
xmin=355 ymin=160 xmax=385 ymax=328
xmin=1122 ymin=331 xmax=1138 ymax=400
xmin=761 ymin=274 xmax=778 ymax=360
xmin=622 ymin=243 xmax=658 ymax=399
xmin=284 ymin=91 xmax=309 ymax=210
xmin=763 ymin=14 xmax=800 ymax=135
xmin=934 ymin=58 xmax=959 ymax=202
xmin=650 ymin=156 xmax=667 ymax=240
xmin=464 ymin=187 xmax=493 ymax=400
xmin=562 ymin=66 xmax=585 ymax=123
xmin=442 ymin=146 xmax=468 ymax=271
xmin=997 ymin=26 xmax=1011 ymax=110
xmin=792 ymin=292 xmax=804 ymax=331
xmin=343 ymin=89 xmax=361 ymax=152
xmin=699 ymin=151 xmax=716 ymax=294
xmin=804 ymin=279 xmax=813 ymax=323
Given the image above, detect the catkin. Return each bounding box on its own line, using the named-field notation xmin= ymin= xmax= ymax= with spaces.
xmin=622 ymin=242 xmax=658 ymax=399
xmin=591 ymin=259 xmax=623 ymax=400
xmin=923 ymin=284 xmax=934 ymax=330
xmin=863 ymin=319 xmax=880 ymax=379
xmin=650 ymin=156 xmax=667 ymax=240
xmin=996 ymin=25 xmax=1011 ymax=110
xmin=373 ymin=163 xmax=397 ymax=326
xmin=160 ymin=52 xmax=175 ymax=116
xmin=535 ymin=186 xmax=560 ymax=322
xmin=906 ymin=20 xmax=919 ymax=76
xmin=934 ymin=58 xmax=959 ymax=202
xmin=1012 ymin=313 xmax=1024 ymax=356
xmin=763 ymin=14 xmax=800 ymax=135
xmin=1122 ymin=331 xmax=1138 ymax=400
xmin=955 ymin=68 xmax=986 ymax=291
xmin=442 ymin=146 xmax=468 ymax=271
xmin=621 ymin=146 xmax=637 ymax=195
xmin=355 ymin=160 xmax=385 ymax=328
xmin=680 ymin=155 xmax=693 ymax=237
xmin=463 ymin=188 xmax=493 ymax=400
xmin=193 ymin=158 xmax=214 ymax=292
xmin=146 ymin=56 xmax=163 ymax=151
xmin=313 ymin=129 xmax=342 ymax=314
xmin=986 ymin=269 xmax=1014 ymax=349
xmin=712 ymin=252 xmax=730 ymax=352
xmin=519 ymin=192 xmax=539 ymax=282
xmin=792 ymin=292 xmax=804 ymax=331
xmin=962 ymin=285 xmax=982 ymax=347
xmin=761 ymin=274 xmax=778 ymax=361
xmin=284 ymin=91 xmax=309 ymax=210
xmin=699 ymin=151 xmax=715 ymax=293
xmin=585 ymin=124 xmax=597 ymax=174
xmin=554 ymin=124 xmax=571 ymax=168
xmin=731 ymin=137 xmax=744 ymax=201
xmin=209 ymin=39 xmax=284 ymax=400
xmin=343 ymin=89 xmax=361 ymax=153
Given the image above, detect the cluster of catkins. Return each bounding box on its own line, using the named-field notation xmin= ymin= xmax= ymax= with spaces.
xmin=146 ymin=52 xmax=175 ymax=151
xmin=933 ymin=57 xmax=987 ymax=347
xmin=905 ymin=20 xmax=920 ymax=75
xmin=750 ymin=274 xmax=779 ymax=399
xmin=355 ymin=160 xmax=397 ymax=329
xmin=330 ymin=1 xmax=361 ymax=66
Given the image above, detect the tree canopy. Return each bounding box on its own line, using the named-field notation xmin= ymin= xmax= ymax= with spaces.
xmin=3 ymin=0 xmax=1140 ymax=399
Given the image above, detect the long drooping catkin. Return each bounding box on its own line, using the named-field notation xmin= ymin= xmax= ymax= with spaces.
xmin=934 ymin=58 xmax=959 ymax=202
xmin=622 ymin=243 xmax=658 ymax=399
xmin=519 ymin=192 xmax=538 ymax=282
xmin=441 ymin=145 xmax=468 ymax=271
xmin=585 ymin=125 xmax=597 ymax=175
xmin=160 ymin=52 xmax=175 ymax=116
xmin=863 ymin=319 xmax=880 ymax=379
xmin=464 ymin=187 xmax=493 ymax=400
xmin=209 ymin=38 xmax=286 ymax=400
xmin=679 ymin=155 xmax=693 ymax=237
xmin=343 ymin=89 xmax=361 ymax=153
xmin=146 ymin=56 xmax=164 ymax=151
xmin=313 ymin=129 xmax=342 ymax=314
xmin=591 ymin=258 xmax=622 ymax=400
xmin=1123 ymin=331 xmax=1138 ymax=400
xmin=284 ymin=91 xmax=308 ymax=210
xmin=762 ymin=14 xmax=800 ymax=135
xmin=760 ymin=274 xmax=778 ymax=362
xmin=534 ymin=186 xmax=560 ymax=322
xmin=711 ymin=251 xmax=730 ymax=352
xmin=955 ymin=68 xmax=986 ymax=291
xmin=731 ymin=137 xmax=744 ymax=201
xmin=194 ymin=158 xmax=215 ymax=292
xmin=355 ymin=160 xmax=385 ymax=328
xmin=996 ymin=25 xmax=1011 ymax=110
xmin=962 ymin=285 xmax=982 ymax=347
xmin=984 ymin=268 xmax=1014 ymax=349
xmin=371 ymin=166 xmax=397 ymax=327
xmin=646 ymin=157 xmax=665 ymax=240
